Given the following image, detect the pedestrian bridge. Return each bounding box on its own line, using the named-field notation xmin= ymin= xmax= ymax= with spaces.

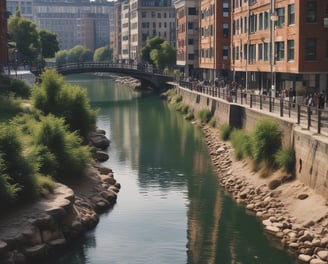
xmin=55 ymin=62 xmax=175 ymax=93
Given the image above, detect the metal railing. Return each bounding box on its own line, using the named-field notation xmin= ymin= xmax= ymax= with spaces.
xmin=178 ymin=80 xmax=328 ymax=137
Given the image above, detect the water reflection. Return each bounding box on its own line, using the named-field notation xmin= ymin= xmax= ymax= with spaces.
xmin=49 ymin=75 xmax=298 ymax=264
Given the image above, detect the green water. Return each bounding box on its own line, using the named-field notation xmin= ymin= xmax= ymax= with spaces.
xmin=50 ymin=74 xmax=297 ymax=264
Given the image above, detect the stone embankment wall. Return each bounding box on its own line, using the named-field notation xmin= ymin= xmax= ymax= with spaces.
xmin=174 ymin=85 xmax=328 ymax=199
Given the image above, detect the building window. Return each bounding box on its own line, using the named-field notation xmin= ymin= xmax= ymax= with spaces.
xmin=276 ymin=8 xmax=285 ymax=27
xmin=223 ymin=0 xmax=229 ymax=17
xmin=258 ymin=43 xmax=263 ymax=60
xmin=188 ymin=39 xmax=194 ymax=45
xmin=306 ymin=38 xmax=317 ymax=60
xmin=288 ymin=4 xmax=295 ymax=25
xmin=249 ymin=44 xmax=256 ymax=63
xmin=188 ymin=22 xmax=194 ymax=30
xmin=324 ymin=4 xmax=328 ymax=28
xmin=142 ymin=12 xmax=147 ymax=18
xmin=236 ymin=46 xmax=239 ymax=60
xmin=250 ymin=14 xmax=257 ymax=33
xmin=264 ymin=11 xmax=269 ymax=29
xmin=287 ymin=40 xmax=294 ymax=61
xmin=223 ymin=23 xmax=229 ymax=38
xmin=223 ymin=45 xmax=229 ymax=60
xmin=188 ymin=7 xmax=197 ymax=15
xmin=264 ymin=43 xmax=268 ymax=61
xmin=275 ymin=41 xmax=285 ymax=61
xmin=306 ymin=1 xmax=317 ymax=23
xmin=259 ymin=13 xmax=263 ymax=30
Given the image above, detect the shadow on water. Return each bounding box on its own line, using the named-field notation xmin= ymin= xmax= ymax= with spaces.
xmin=46 ymin=75 xmax=299 ymax=264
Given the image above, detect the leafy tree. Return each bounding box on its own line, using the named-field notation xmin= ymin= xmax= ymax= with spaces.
xmin=94 ymin=46 xmax=112 ymax=62
xmin=140 ymin=36 xmax=164 ymax=64
xmin=8 ymin=7 xmax=40 ymax=63
xmin=39 ymin=29 xmax=59 ymax=58
xmin=150 ymin=41 xmax=176 ymax=69
xmin=80 ymin=49 xmax=93 ymax=62
xmin=55 ymin=50 xmax=68 ymax=65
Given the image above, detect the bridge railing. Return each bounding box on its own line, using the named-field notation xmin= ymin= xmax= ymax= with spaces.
xmin=178 ymin=80 xmax=328 ymax=137
xmin=55 ymin=62 xmax=168 ymax=75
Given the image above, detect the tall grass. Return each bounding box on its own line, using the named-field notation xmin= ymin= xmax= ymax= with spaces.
xmin=230 ymin=129 xmax=251 ymax=160
xmin=219 ymin=123 xmax=233 ymax=141
xmin=275 ymin=148 xmax=295 ymax=174
xmin=251 ymin=118 xmax=282 ymax=170
xmin=198 ymin=109 xmax=212 ymax=123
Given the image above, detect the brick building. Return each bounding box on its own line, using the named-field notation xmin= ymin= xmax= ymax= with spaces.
xmin=231 ymin=0 xmax=328 ymax=96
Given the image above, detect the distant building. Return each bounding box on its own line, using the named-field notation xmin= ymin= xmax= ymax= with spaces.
xmin=199 ymin=0 xmax=230 ymax=81
xmin=113 ymin=0 xmax=176 ymax=64
xmin=175 ymin=0 xmax=199 ymax=79
xmin=0 ymin=0 xmax=8 ymax=72
xmin=7 ymin=0 xmax=114 ymax=51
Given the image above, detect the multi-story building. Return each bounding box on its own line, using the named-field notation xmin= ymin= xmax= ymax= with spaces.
xmin=113 ymin=1 xmax=122 ymax=62
xmin=175 ymin=0 xmax=199 ymax=79
xmin=231 ymin=0 xmax=328 ymax=96
xmin=7 ymin=0 xmax=114 ymax=51
xmin=113 ymin=0 xmax=176 ymax=64
xmin=199 ymin=0 xmax=231 ymax=81
xmin=0 ymin=0 xmax=8 ymax=72
xmin=7 ymin=0 xmax=33 ymax=19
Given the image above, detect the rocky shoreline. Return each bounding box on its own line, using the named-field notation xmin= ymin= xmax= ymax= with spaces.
xmin=0 ymin=129 xmax=120 ymax=264
xmin=200 ymin=123 xmax=328 ymax=264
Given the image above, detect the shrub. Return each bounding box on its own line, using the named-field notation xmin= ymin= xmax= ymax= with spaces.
xmin=198 ymin=109 xmax=212 ymax=123
xmin=185 ymin=111 xmax=194 ymax=121
xmin=230 ymin=129 xmax=251 ymax=160
xmin=33 ymin=115 xmax=92 ymax=182
xmin=220 ymin=123 xmax=233 ymax=141
xmin=209 ymin=118 xmax=216 ymax=127
xmin=251 ymin=118 xmax=282 ymax=169
xmin=0 ymin=124 xmax=38 ymax=204
xmin=36 ymin=175 xmax=56 ymax=197
xmin=275 ymin=148 xmax=295 ymax=174
xmin=10 ymin=78 xmax=31 ymax=98
xmin=32 ymin=68 xmax=97 ymax=139
xmin=0 ymin=155 xmax=21 ymax=208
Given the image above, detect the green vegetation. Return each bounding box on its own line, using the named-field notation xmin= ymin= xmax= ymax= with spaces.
xmin=33 ymin=115 xmax=91 ymax=182
xmin=140 ymin=36 xmax=176 ymax=70
xmin=0 ymin=68 xmax=97 ymax=209
xmin=275 ymin=148 xmax=295 ymax=174
xmin=55 ymin=45 xmax=93 ymax=65
xmin=230 ymin=129 xmax=251 ymax=160
xmin=32 ymin=69 xmax=97 ymax=139
xmin=227 ymin=118 xmax=295 ymax=177
xmin=94 ymin=46 xmax=113 ymax=62
xmin=251 ymin=118 xmax=282 ymax=171
xmin=219 ymin=123 xmax=233 ymax=141
xmin=8 ymin=6 xmax=59 ymax=63
xmin=197 ymin=109 xmax=212 ymax=124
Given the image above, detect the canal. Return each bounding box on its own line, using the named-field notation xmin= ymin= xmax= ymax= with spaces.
xmin=50 ymin=74 xmax=297 ymax=264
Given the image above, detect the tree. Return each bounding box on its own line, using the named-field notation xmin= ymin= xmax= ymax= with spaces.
xmin=39 ymin=29 xmax=59 ymax=58
xmin=80 ymin=49 xmax=93 ymax=62
xmin=8 ymin=7 xmax=40 ymax=63
xmin=150 ymin=41 xmax=176 ymax=70
xmin=94 ymin=46 xmax=112 ymax=62
xmin=55 ymin=50 xmax=68 ymax=65
xmin=140 ymin=36 xmax=164 ymax=64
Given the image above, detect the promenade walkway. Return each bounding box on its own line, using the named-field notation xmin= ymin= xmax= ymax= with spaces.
xmin=177 ymin=80 xmax=328 ymax=138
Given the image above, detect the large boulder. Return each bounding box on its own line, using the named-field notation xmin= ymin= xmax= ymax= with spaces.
xmin=89 ymin=132 xmax=110 ymax=149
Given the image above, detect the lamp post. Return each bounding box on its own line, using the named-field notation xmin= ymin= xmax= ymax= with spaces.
xmin=14 ymin=49 xmax=18 ymax=77
xmin=270 ymin=0 xmax=278 ymax=97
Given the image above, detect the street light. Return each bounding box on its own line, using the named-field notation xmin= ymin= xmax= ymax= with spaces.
xmin=14 ymin=49 xmax=18 ymax=77
xmin=270 ymin=0 xmax=278 ymax=97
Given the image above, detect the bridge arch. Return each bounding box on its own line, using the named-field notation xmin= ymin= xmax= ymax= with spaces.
xmin=55 ymin=62 xmax=174 ymax=93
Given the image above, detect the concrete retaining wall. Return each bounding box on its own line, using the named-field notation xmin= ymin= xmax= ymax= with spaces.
xmin=174 ymin=85 xmax=328 ymax=199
